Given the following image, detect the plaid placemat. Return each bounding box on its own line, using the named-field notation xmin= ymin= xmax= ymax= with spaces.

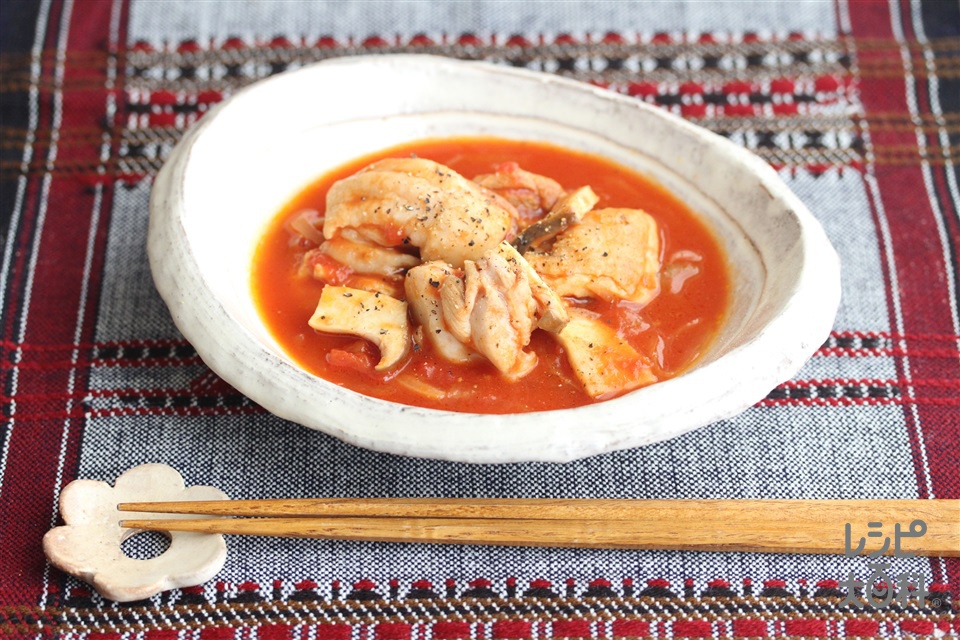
xmin=1 ymin=0 xmax=958 ymax=637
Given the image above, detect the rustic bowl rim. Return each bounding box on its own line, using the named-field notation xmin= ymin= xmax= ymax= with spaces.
xmin=148 ymin=55 xmax=840 ymax=463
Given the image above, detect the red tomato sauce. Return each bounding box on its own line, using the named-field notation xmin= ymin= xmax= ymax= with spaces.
xmin=251 ymin=137 xmax=730 ymax=413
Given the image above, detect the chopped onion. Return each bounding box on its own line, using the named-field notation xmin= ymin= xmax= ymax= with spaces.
xmin=664 ymin=262 xmax=700 ymax=294
xmin=395 ymin=375 xmax=448 ymax=400
xmin=289 ymin=209 xmax=325 ymax=245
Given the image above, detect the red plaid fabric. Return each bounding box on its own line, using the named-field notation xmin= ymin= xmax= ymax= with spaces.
xmin=1 ymin=0 xmax=958 ymax=637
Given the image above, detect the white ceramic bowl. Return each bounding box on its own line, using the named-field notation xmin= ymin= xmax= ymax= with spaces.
xmin=148 ymin=55 xmax=840 ymax=463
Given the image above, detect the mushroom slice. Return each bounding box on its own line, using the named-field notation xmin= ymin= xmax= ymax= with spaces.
xmin=511 ymin=186 xmax=599 ymax=253
xmin=554 ymin=308 xmax=657 ymax=399
xmin=308 ymin=286 xmax=411 ymax=370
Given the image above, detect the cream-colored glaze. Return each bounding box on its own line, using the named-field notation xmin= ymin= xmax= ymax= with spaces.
xmin=148 ymin=55 xmax=840 ymax=463
xmin=42 ymin=464 xmax=227 ymax=602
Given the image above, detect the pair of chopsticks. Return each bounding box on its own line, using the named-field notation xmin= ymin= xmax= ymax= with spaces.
xmin=118 ymin=498 xmax=960 ymax=557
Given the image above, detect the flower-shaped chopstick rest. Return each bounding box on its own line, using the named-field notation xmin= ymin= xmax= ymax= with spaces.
xmin=43 ymin=464 xmax=228 ymax=602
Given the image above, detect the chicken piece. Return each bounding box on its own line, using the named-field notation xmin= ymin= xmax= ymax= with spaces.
xmin=302 ymin=234 xmax=411 ymax=298
xmin=490 ymin=242 xmax=568 ymax=333
xmin=317 ymin=235 xmax=419 ymax=277
xmin=442 ymin=253 xmax=538 ymax=378
xmin=511 ymin=186 xmax=599 ymax=253
xmin=554 ymin=308 xmax=657 ymax=399
xmin=404 ymin=243 xmax=568 ymax=378
xmin=473 ymin=162 xmax=566 ymax=222
xmin=323 ymin=158 xmax=518 ymax=268
xmin=525 ymin=208 xmax=661 ymax=305
xmin=444 ymin=243 xmax=568 ymax=376
xmin=308 ymin=286 xmax=411 ymax=370
xmin=404 ymin=262 xmax=479 ymax=364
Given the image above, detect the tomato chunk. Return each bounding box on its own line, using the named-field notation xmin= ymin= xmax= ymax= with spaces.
xmin=325 ymin=341 xmax=378 ymax=375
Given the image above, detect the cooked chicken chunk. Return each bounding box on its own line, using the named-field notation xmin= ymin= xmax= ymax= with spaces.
xmin=554 ymin=308 xmax=657 ymax=398
xmin=323 ymin=158 xmax=517 ymax=267
xmin=308 ymin=286 xmax=410 ymax=370
xmin=525 ymin=208 xmax=661 ymax=305
xmin=473 ymin=162 xmax=566 ymax=222
xmin=301 ymin=247 xmax=405 ymax=299
xmin=404 ymin=243 xmax=568 ymax=378
xmin=404 ymin=262 xmax=479 ymax=364
xmin=491 ymin=242 xmax=568 ymax=333
xmin=316 ymin=235 xmax=418 ymax=277
xmin=303 ymin=158 xmax=666 ymax=393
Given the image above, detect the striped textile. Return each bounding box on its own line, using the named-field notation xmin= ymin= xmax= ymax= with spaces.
xmin=0 ymin=0 xmax=957 ymax=637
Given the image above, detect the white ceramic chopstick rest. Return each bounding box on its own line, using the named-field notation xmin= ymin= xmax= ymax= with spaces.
xmin=42 ymin=463 xmax=228 ymax=602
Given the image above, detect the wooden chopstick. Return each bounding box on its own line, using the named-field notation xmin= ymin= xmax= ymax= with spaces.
xmin=118 ymin=499 xmax=960 ymax=557
xmin=119 ymin=497 xmax=664 ymax=520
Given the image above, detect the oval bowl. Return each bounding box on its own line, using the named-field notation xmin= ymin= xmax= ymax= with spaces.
xmin=148 ymin=55 xmax=840 ymax=463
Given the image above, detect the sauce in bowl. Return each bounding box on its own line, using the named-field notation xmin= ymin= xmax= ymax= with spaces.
xmin=251 ymin=137 xmax=730 ymax=413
